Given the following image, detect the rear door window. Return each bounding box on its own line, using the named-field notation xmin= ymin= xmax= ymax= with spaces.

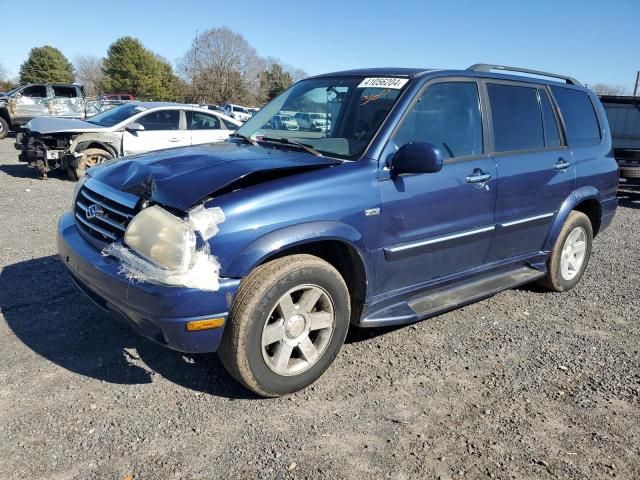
xmin=52 ymin=85 xmax=78 ymax=98
xmin=551 ymin=87 xmax=601 ymax=147
xmin=539 ymin=89 xmax=562 ymax=147
xmin=188 ymin=111 xmax=222 ymax=130
xmin=488 ymin=83 xmax=544 ymax=152
xmin=393 ymin=82 xmax=483 ymax=159
xmin=221 ymin=118 xmax=238 ymax=130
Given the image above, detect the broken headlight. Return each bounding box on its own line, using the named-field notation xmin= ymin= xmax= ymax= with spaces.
xmin=124 ymin=206 xmax=196 ymax=271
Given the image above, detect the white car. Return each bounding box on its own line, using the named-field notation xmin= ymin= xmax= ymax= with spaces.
xmin=222 ymin=104 xmax=252 ymax=122
xmin=293 ymin=112 xmax=329 ymax=131
xmin=266 ymin=114 xmax=300 ymax=131
xmin=16 ymin=102 xmax=242 ymax=179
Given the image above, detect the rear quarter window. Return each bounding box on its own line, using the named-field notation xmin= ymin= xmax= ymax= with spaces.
xmin=551 ymin=87 xmax=601 ymax=147
xmin=52 ymin=85 xmax=78 ymax=98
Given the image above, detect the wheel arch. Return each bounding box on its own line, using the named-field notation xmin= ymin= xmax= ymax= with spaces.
xmin=544 ymin=187 xmax=604 ymax=251
xmin=75 ymin=140 xmax=118 ymax=158
xmin=0 ymin=107 xmax=11 ymax=126
xmin=223 ymin=221 xmax=371 ymax=325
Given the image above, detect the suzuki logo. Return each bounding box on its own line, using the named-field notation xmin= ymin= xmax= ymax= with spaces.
xmin=86 ymin=204 xmax=104 ymax=219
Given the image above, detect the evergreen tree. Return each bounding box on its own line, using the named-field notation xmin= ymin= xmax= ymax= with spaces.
xmin=19 ymin=46 xmax=75 ymax=83
xmin=102 ymin=37 xmax=179 ymax=100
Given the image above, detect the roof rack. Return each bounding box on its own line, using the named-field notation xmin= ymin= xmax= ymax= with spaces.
xmin=467 ymin=64 xmax=582 ymax=86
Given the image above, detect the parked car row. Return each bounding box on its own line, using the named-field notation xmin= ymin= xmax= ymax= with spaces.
xmin=15 ymin=102 xmax=241 ymax=178
xmin=55 ymin=63 xmax=618 ymax=398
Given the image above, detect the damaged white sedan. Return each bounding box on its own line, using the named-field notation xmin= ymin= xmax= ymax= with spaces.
xmin=15 ymin=102 xmax=241 ymax=179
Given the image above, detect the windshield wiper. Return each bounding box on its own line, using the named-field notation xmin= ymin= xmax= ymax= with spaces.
xmin=259 ymin=136 xmax=323 ymax=156
xmin=230 ymin=132 xmax=257 ymax=146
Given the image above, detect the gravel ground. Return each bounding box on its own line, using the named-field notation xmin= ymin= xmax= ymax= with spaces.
xmin=0 ymin=137 xmax=639 ymax=480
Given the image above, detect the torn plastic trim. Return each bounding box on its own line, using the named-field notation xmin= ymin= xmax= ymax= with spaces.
xmin=101 ymin=204 xmax=226 ymax=291
xmin=188 ymin=204 xmax=225 ymax=240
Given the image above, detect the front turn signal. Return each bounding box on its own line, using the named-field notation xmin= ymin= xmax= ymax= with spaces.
xmin=185 ymin=318 xmax=225 ymax=331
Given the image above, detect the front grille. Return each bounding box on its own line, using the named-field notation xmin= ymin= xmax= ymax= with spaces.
xmin=74 ymin=181 xmax=138 ymax=244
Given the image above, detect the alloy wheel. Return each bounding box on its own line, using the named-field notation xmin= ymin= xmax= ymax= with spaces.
xmin=261 ymin=284 xmax=335 ymax=376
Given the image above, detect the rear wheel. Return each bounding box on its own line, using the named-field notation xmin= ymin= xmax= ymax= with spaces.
xmin=68 ymin=148 xmax=113 ymax=180
xmin=539 ymin=211 xmax=593 ymax=292
xmin=0 ymin=116 xmax=9 ymax=140
xmin=219 ymin=254 xmax=350 ymax=397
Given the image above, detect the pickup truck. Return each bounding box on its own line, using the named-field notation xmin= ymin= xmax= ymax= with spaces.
xmin=0 ymin=83 xmax=86 ymax=139
xmin=599 ymin=95 xmax=640 ymax=184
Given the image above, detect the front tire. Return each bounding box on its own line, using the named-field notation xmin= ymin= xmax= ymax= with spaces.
xmin=539 ymin=211 xmax=593 ymax=292
xmin=219 ymin=254 xmax=350 ymax=397
xmin=68 ymin=148 xmax=113 ymax=180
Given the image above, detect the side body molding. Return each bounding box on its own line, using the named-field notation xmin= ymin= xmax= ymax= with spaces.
xmin=222 ymin=220 xmax=371 ymax=282
xmin=542 ymin=186 xmax=602 ymax=253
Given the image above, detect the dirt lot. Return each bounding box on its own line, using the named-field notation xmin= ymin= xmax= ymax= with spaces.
xmin=0 ymin=137 xmax=639 ymax=480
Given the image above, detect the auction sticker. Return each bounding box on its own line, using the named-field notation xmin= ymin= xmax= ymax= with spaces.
xmin=357 ymin=77 xmax=409 ymax=89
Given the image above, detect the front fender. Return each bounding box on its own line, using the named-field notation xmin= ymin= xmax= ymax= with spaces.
xmin=543 ymin=186 xmax=602 ymax=251
xmin=70 ymin=132 xmax=121 ymax=158
xmin=222 ymin=220 xmax=371 ymax=279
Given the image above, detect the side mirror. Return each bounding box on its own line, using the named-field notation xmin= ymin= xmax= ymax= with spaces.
xmin=390 ymin=142 xmax=443 ymax=176
xmin=126 ymin=122 xmax=145 ymax=133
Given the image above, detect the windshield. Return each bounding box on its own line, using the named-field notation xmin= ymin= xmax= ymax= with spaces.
xmin=236 ymin=76 xmax=408 ymax=159
xmin=86 ymin=103 xmax=147 ymax=127
xmin=4 ymin=86 xmax=22 ymax=97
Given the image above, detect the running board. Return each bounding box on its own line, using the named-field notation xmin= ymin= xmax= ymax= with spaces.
xmin=408 ymin=266 xmax=544 ymax=318
xmin=360 ymin=266 xmax=544 ymax=327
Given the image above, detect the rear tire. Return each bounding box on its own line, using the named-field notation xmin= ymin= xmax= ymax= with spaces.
xmin=0 ymin=117 xmax=9 ymax=140
xmin=219 ymin=254 xmax=350 ymax=397
xmin=68 ymin=148 xmax=113 ymax=180
xmin=538 ymin=211 xmax=593 ymax=292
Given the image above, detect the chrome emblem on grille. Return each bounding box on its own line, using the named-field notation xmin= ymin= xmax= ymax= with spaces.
xmin=86 ymin=204 xmax=104 ymax=219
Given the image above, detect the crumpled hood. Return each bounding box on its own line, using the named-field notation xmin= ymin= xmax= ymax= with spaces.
xmin=89 ymin=142 xmax=341 ymax=211
xmin=26 ymin=116 xmax=106 ymax=134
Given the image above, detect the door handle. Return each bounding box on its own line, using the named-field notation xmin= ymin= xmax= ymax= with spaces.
xmin=554 ymin=158 xmax=571 ymax=170
xmin=168 ymin=137 xmax=181 ymax=142
xmin=465 ymin=171 xmax=492 ymax=184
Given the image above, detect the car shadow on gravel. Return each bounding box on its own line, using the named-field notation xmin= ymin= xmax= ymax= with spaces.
xmin=0 ymin=164 xmax=70 ymax=180
xmin=617 ymin=187 xmax=640 ymax=209
xmin=345 ymin=324 xmax=406 ymax=343
xmin=0 ymin=255 xmax=254 ymax=399
xmin=0 ymin=164 xmax=41 ymax=179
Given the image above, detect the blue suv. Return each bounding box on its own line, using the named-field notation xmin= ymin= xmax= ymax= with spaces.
xmin=57 ymin=64 xmax=618 ymax=396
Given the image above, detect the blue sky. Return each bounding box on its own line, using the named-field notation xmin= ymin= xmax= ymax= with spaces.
xmin=1 ymin=0 xmax=637 ymax=90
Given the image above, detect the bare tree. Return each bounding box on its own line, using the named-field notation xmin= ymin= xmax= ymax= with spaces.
xmin=591 ymin=83 xmax=629 ymax=96
xmin=0 ymin=61 xmax=18 ymax=91
xmin=74 ymin=55 xmax=105 ymax=96
xmin=178 ymin=27 xmax=266 ymax=105
xmin=287 ymin=66 xmax=308 ymax=83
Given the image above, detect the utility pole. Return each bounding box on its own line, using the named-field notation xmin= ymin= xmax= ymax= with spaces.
xmin=193 ymin=30 xmax=199 ymax=103
xmin=633 ymin=70 xmax=639 ymax=98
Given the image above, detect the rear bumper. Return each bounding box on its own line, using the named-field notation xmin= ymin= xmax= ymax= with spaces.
xmin=600 ymin=196 xmax=618 ymax=232
xmin=57 ymin=212 xmax=240 ymax=353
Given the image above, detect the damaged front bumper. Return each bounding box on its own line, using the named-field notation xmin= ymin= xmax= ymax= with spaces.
xmin=15 ymin=131 xmax=74 ymax=171
xmin=57 ymin=212 xmax=240 ymax=353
